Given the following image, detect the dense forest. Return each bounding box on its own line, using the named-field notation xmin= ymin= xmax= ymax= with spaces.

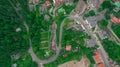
xmin=0 ymin=0 xmax=30 ymax=67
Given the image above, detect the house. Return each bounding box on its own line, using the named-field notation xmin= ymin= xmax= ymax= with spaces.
xmin=112 ymin=17 xmax=120 ymax=24
xmin=97 ymin=63 xmax=105 ymax=67
xmin=16 ymin=28 xmax=21 ymax=32
xmin=66 ymin=45 xmax=71 ymax=51
xmin=53 ymin=0 xmax=64 ymax=6
xmin=45 ymin=1 xmax=51 ymax=6
xmin=29 ymin=4 xmax=34 ymax=11
xmin=93 ymin=50 xmax=106 ymax=67
xmin=65 ymin=0 xmax=74 ymax=5
xmin=74 ymin=0 xmax=86 ymax=15
xmin=63 ymin=54 xmax=67 ymax=57
xmin=87 ymin=0 xmax=100 ymax=8
xmin=44 ymin=15 xmax=50 ymax=21
xmin=93 ymin=50 xmax=103 ymax=64
xmin=39 ymin=5 xmax=47 ymax=14
xmin=98 ymin=29 xmax=110 ymax=39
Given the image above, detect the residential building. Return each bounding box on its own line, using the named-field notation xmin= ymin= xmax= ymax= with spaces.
xmin=112 ymin=17 xmax=120 ymax=24
xmin=98 ymin=29 xmax=110 ymax=39
xmin=93 ymin=50 xmax=103 ymax=64
xmin=39 ymin=5 xmax=47 ymax=14
xmin=93 ymin=50 xmax=105 ymax=67
xmin=53 ymin=0 xmax=64 ymax=6
xmin=74 ymin=0 xmax=86 ymax=15
xmin=45 ymin=1 xmax=51 ymax=6
xmin=66 ymin=45 xmax=71 ymax=51
xmin=44 ymin=15 xmax=50 ymax=21
xmin=97 ymin=63 xmax=105 ymax=67
xmin=87 ymin=0 xmax=100 ymax=8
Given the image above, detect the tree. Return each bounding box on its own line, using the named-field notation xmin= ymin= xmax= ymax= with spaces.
xmin=98 ymin=19 xmax=108 ymax=29
xmin=89 ymin=10 xmax=96 ymax=16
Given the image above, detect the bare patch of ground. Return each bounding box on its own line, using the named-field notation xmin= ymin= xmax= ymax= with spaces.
xmin=58 ymin=55 xmax=90 ymax=67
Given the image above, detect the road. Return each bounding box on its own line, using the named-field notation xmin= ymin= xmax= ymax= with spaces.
xmin=69 ymin=15 xmax=110 ymax=67
xmin=28 ymin=20 xmax=65 ymax=65
xmin=7 ymin=0 xmax=66 ymax=66
xmin=28 ymin=19 xmax=66 ymax=66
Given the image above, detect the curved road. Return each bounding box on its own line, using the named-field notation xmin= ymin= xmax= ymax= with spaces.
xmin=69 ymin=15 xmax=110 ymax=67
xmin=28 ymin=19 xmax=65 ymax=65
xmin=8 ymin=0 xmax=66 ymax=66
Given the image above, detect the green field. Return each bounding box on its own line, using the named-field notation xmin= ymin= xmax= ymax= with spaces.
xmin=32 ymin=31 xmax=54 ymax=59
xmin=102 ymin=39 xmax=120 ymax=64
xmin=112 ymin=24 xmax=120 ymax=39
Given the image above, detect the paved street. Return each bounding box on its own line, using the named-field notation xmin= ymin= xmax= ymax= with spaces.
xmin=69 ymin=15 xmax=110 ymax=67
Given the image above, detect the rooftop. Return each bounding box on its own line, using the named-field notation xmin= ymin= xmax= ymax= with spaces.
xmin=66 ymin=45 xmax=71 ymax=51
xmin=88 ymin=0 xmax=100 ymax=8
xmin=93 ymin=50 xmax=103 ymax=64
xmin=45 ymin=1 xmax=51 ymax=6
xmin=53 ymin=0 xmax=64 ymax=6
xmin=97 ymin=63 xmax=105 ymax=67
xmin=112 ymin=17 xmax=120 ymax=24
xmin=75 ymin=0 xmax=86 ymax=14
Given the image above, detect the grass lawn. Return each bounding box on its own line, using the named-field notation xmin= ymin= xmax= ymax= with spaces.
xmin=98 ymin=19 xmax=108 ymax=29
xmin=102 ymin=39 xmax=120 ymax=64
xmin=55 ymin=16 xmax=65 ymax=45
xmin=40 ymin=41 xmax=49 ymax=48
xmin=112 ymin=24 xmax=120 ymax=39
xmin=32 ymin=31 xmax=53 ymax=59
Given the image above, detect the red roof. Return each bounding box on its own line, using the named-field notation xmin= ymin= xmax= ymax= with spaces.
xmin=66 ymin=45 xmax=71 ymax=51
xmin=45 ymin=1 xmax=51 ymax=6
xmin=93 ymin=50 xmax=103 ymax=64
xmin=63 ymin=54 xmax=67 ymax=57
xmin=112 ymin=17 xmax=120 ymax=24
xmin=97 ymin=63 xmax=105 ymax=67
